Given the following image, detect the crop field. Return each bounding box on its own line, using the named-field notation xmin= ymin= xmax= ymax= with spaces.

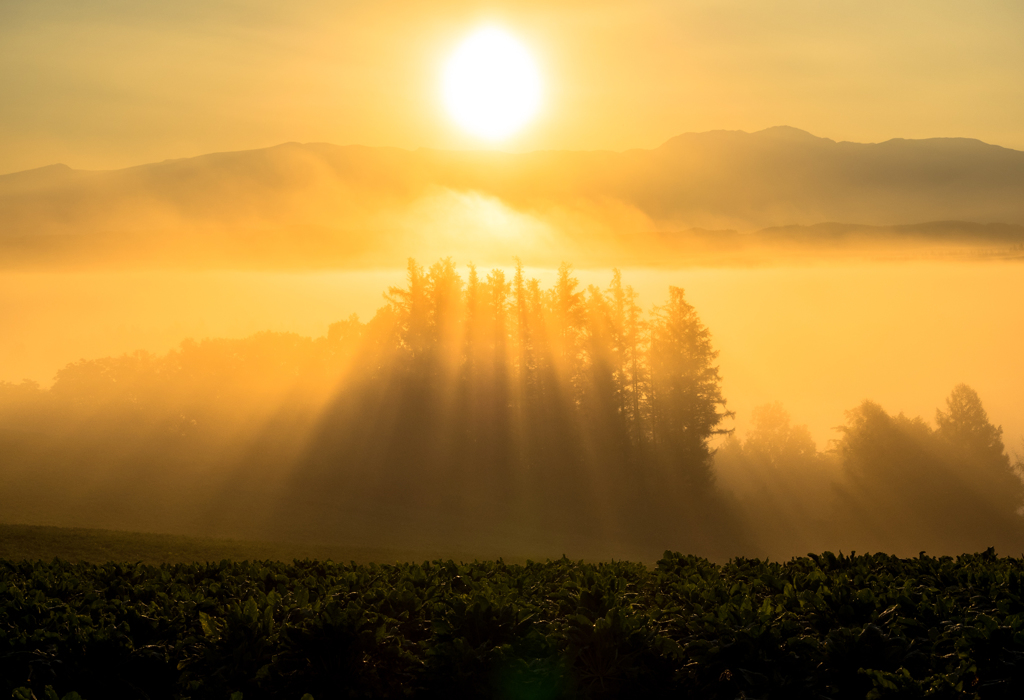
xmin=3 ymin=551 xmax=1024 ymax=699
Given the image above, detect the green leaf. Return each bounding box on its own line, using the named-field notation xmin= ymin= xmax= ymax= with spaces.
xmin=243 ymin=598 xmax=259 ymax=624
xmin=199 ymin=611 xmax=218 ymax=638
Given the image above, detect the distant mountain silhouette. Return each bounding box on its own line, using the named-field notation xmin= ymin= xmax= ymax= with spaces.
xmin=2 ymin=127 xmax=1023 ymax=267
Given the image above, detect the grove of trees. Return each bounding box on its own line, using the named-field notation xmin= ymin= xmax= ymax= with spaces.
xmin=0 ymin=260 xmax=737 ymax=558
xmin=716 ymin=386 xmax=1024 ymax=558
xmin=0 ymin=259 xmax=1021 ymax=560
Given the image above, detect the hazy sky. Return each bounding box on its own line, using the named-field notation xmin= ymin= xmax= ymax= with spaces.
xmin=2 ymin=0 xmax=1023 ymax=174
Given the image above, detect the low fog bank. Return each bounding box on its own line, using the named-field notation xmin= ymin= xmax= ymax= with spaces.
xmin=3 ymin=129 xmax=1024 ymax=270
xmin=1 ymin=203 xmax=1021 ymax=271
xmin=5 ymin=129 xmax=1024 ymax=236
xmin=2 ymin=261 xmax=1022 ymax=562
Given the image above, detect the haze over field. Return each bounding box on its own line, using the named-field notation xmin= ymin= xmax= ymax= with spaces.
xmin=2 ymin=0 xmax=1024 ymax=564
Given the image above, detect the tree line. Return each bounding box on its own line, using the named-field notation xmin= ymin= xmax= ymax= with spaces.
xmin=716 ymin=385 xmax=1024 ymax=558
xmin=0 ymin=258 xmax=1021 ymax=559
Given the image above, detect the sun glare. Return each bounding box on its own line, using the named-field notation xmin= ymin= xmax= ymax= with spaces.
xmin=442 ymin=27 xmax=542 ymax=141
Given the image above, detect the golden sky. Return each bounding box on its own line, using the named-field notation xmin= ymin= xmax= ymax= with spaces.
xmin=2 ymin=0 xmax=1023 ymax=174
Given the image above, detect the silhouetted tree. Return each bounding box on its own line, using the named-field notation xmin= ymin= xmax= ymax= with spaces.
xmin=743 ymin=402 xmax=817 ymax=469
xmin=936 ymin=384 xmax=1008 ymax=465
xmin=935 ymin=384 xmax=1023 ymax=516
xmin=548 ymin=262 xmax=585 ymax=384
xmin=648 ymin=286 xmax=732 ymax=487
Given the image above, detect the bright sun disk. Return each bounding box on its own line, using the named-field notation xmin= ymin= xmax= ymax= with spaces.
xmin=442 ymin=27 xmax=542 ymax=140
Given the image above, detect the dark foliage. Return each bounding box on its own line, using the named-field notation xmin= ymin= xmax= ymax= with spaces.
xmin=5 ymin=551 xmax=1024 ymax=699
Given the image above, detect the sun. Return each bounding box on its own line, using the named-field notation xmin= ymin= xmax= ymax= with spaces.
xmin=442 ymin=27 xmax=542 ymax=141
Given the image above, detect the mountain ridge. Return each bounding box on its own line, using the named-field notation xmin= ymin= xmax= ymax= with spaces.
xmin=2 ymin=126 xmax=1023 ymax=268
xmin=6 ymin=126 xmax=1022 ymax=179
